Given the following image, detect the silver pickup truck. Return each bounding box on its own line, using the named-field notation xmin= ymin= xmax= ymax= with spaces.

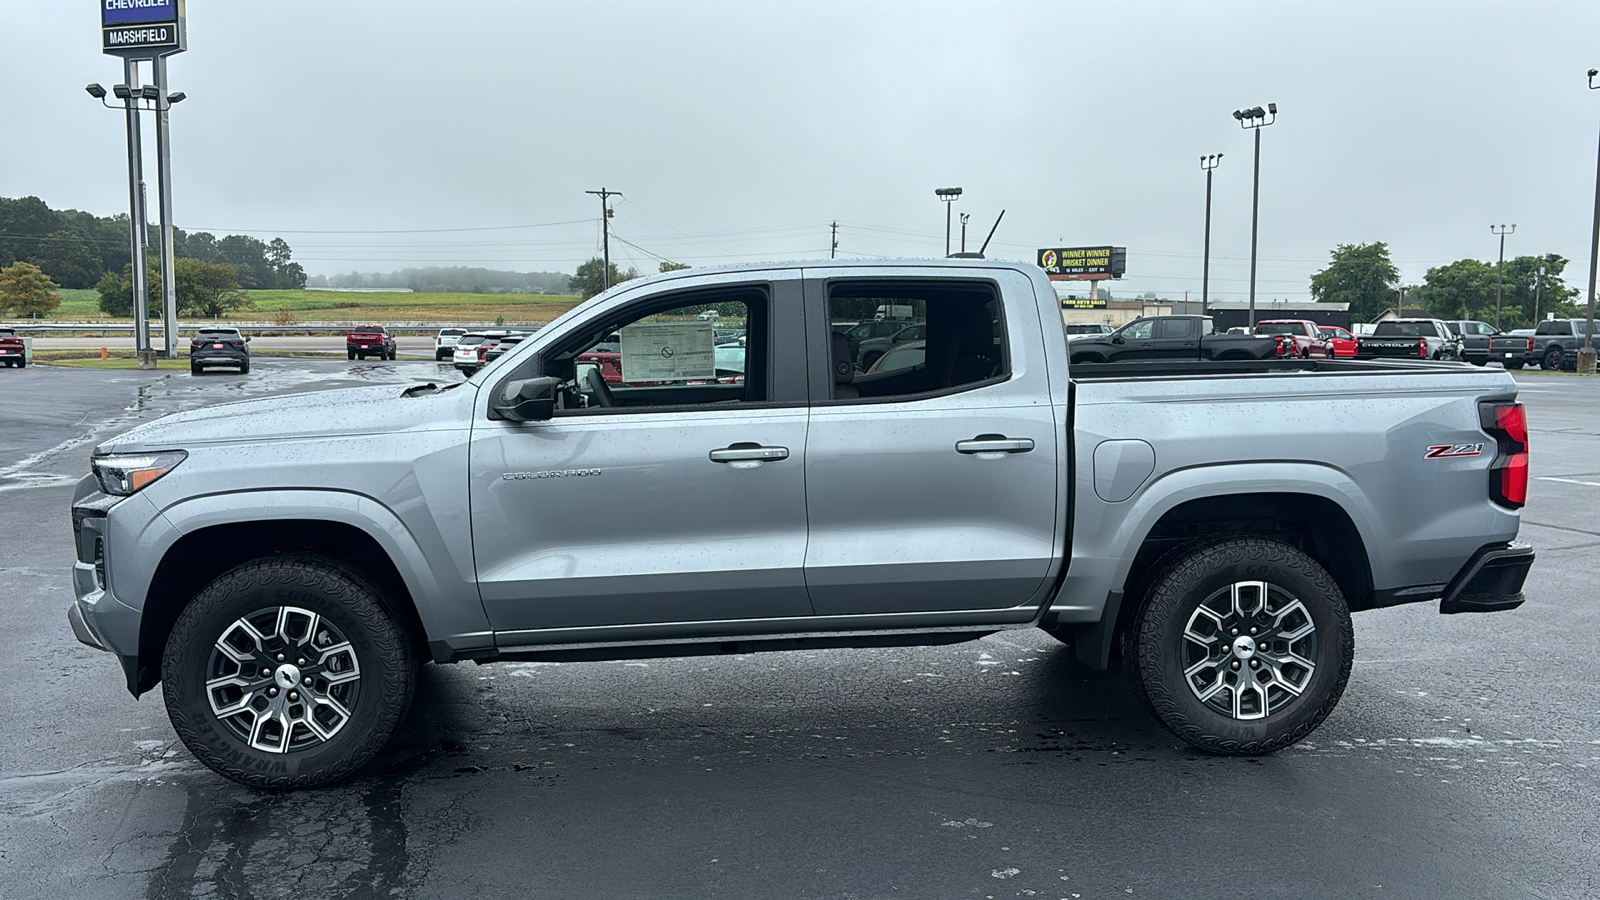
xmin=68 ymin=259 xmax=1535 ymax=788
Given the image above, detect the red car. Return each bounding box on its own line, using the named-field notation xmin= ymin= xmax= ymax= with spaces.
xmin=346 ymin=325 xmax=397 ymax=361
xmin=1254 ymin=319 xmax=1332 ymax=358
xmin=0 ymin=327 xmax=26 ymax=368
xmin=1318 ymin=325 xmax=1358 ymax=358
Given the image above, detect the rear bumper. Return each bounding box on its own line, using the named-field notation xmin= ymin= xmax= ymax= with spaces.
xmin=1440 ymin=541 xmax=1534 ymax=614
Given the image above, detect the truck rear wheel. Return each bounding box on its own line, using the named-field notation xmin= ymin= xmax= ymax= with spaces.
xmin=1542 ymin=347 xmax=1564 ymax=371
xmin=161 ymin=555 xmax=416 ymax=789
xmin=1123 ymin=536 xmax=1353 ymax=755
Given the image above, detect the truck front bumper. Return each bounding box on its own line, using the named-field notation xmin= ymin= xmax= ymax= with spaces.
xmin=1440 ymin=541 xmax=1535 ymax=614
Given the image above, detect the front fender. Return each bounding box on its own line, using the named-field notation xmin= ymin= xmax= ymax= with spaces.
xmin=148 ymin=489 xmax=493 ymax=655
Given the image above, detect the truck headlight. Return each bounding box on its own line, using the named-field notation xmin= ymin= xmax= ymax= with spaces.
xmin=92 ymin=450 xmax=187 ymax=496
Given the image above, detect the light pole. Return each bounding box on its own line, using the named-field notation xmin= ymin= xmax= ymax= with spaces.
xmin=1200 ymin=153 xmax=1223 ymax=311
xmin=1232 ymin=104 xmax=1277 ymax=326
xmin=87 ymin=73 xmax=184 ymax=368
xmin=1491 ymin=224 xmax=1515 ymax=330
xmin=959 ymin=212 xmax=970 ymax=254
xmin=1581 ymin=68 xmax=1600 ymax=372
xmin=935 ymin=187 xmax=962 ymax=257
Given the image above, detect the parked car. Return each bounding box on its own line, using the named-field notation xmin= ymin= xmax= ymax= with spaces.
xmin=0 ymin=327 xmax=27 ymax=368
xmin=864 ymin=339 xmax=925 ymax=375
xmin=855 ymin=322 xmax=926 ymax=370
xmin=1065 ymin=323 xmax=1116 ymax=341
xmin=1442 ymin=320 xmax=1502 ymax=366
xmin=451 ymin=331 xmax=509 ymax=375
xmin=1530 ymin=318 xmax=1594 ymax=371
xmin=482 ymin=333 xmax=528 ymax=365
xmin=346 ymin=325 xmax=396 ymax=361
xmin=1068 ymin=315 xmax=1291 ymax=363
xmin=1254 ymin=320 xmax=1331 ymax=358
xmin=1318 ymin=325 xmax=1358 ymax=358
xmin=839 ymin=320 xmax=905 ymax=362
xmin=696 ymin=310 xmax=720 ymax=321
xmin=434 ymin=328 xmax=466 ymax=361
xmin=1356 ymin=319 xmax=1460 ymax=361
xmin=189 ymin=327 xmax=250 ymax=375
xmin=69 ymin=257 xmax=1533 ymax=789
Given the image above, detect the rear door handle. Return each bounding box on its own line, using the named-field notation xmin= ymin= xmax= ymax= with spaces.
xmin=956 ymin=436 xmax=1035 ymax=454
xmin=710 ymin=444 xmax=790 ymax=463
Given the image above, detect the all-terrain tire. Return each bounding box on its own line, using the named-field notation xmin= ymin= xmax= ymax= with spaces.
xmin=161 ymin=555 xmax=416 ymax=789
xmin=347 ymin=350 xmax=356 ymax=360
xmin=1122 ymin=536 xmax=1353 ymax=755
xmin=1543 ymin=347 xmax=1564 ymax=371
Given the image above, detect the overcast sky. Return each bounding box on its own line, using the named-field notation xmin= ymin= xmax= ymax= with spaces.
xmin=8 ymin=1 xmax=1600 ymax=300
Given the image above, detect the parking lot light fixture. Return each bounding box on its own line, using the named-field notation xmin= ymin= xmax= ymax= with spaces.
xmin=166 ymin=91 xmax=185 ymax=105
xmin=85 ymin=83 xmax=106 ymax=99
xmin=1200 ymin=154 xmax=1223 ymax=310
xmin=1491 ymin=224 xmax=1515 ymax=330
xmin=1233 ymin=103 xmax=1278 ymax=326
xmin=112 ymin=83 xmax=131 ymax=100
xmin=140 ymin=85 xmax=159 ymax=101
xmin=935 ymin=187 xmax=963 ymax=257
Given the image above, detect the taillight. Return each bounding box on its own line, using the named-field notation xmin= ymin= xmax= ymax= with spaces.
xmin=1479 ymin=401 xmax=1528 ymax=509
xmin=1419 ymin=341 xmax=1428 ymax=358
xmin=1275 ymin=336 xmax=1288 ymax=356
xmin=1526 ymin=338 xmax=1535 ymax=352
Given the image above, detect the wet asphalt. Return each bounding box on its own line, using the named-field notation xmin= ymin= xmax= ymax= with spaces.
xmin=0 ymin=360 xmax=1597 ymax=899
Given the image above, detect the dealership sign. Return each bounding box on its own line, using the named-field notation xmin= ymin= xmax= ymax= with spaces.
xmin=1037 ymin=246 xmax=1127 ymax=281
xmin=102 ymin=0 xmax=186 ymax=56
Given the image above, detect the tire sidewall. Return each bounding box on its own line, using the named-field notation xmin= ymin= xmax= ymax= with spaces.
xmin=162 ymin=559 xmax=413 ymax=787
xmin=1133 ymin=538 xmax=1353 ymax=754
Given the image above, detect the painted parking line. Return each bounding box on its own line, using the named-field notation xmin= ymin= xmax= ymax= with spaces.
xmin=1537 ymin=476 xmax=1600 ymax=488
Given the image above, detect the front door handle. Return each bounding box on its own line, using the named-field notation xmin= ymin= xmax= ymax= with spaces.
xmin=956 ymin=436 xmax=1035 ymax=455
xmin=710 ymin=443 xmax=790 ymax=463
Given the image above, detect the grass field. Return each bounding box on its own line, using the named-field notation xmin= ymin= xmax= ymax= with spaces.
xmin=13 ymin=289 xmax=583 ymax=326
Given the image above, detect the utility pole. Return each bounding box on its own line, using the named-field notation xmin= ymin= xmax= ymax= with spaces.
xmin=1534 ymin=265 xmax=1546 ymax=324
xmin=1232 ymin=104 xmax=1277 ymax=327
xmin=1491 ymin=224 xmax=1515 ymax=330
xmin=585 ymin=188 xmax=621 ymax=292
xmin=1200 ymin=153 xmax=1222 ymax=312
xmin=959 ymin=213 xmax=970 ymax=254
xmin=830 ymin=221 xmax=838 ymax=258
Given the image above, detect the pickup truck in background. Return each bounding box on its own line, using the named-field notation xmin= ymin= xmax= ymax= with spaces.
xmin=1356 ymin=319 xmax=1460 ymax=360
xmin=1489 ymin=332 xmax=1535 ymax=369
xmin=1442 ymin=320 xmax=1501 ymax=366
xmin=0 ymin=327 xmax=27 ymax=368
xmin=68 ymin=258 xmax=1534 ymax=789
xmin=346 ymin=325 xmax=397 ymax=361
xmin=1254 ymin=320 xmax=1331 ymax=358
xmin=1069 ymin=315 xmax=1291 ymax=363
xmin=1530 ymin=318 xmax=1595 ymax=371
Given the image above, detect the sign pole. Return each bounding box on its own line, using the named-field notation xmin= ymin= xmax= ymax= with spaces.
xmin=122 ymin=57 xmax=153 ymax=368
xmin=154 ymin=56 xmax=178 ymax=358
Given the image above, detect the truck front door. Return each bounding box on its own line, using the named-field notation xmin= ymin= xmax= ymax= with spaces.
xmin=469 ymin=274 xmax=815 ymax=639
xmin=799 ymin=269 xmax=1061 ymax=617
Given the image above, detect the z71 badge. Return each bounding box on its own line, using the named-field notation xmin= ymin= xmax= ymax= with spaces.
xmin=1425 ymin=443 xmax=1484 ymax=459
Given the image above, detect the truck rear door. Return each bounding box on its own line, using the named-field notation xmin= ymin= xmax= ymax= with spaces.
xmin=798 ymin=267 xmax=1060 ymax=616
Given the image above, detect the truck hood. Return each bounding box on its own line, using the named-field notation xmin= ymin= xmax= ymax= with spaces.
xmin=97 ymin=383 xmax=478 ymax=454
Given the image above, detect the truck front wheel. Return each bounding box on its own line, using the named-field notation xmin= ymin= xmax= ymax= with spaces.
xmin=161 ymin=555 xmax=416 ymax=789
xmin=1123 ymin=536 xmax=1353 ymax=755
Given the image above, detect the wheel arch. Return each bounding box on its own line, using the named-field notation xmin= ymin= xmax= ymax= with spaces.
xmin=129 ymin=491 xmax=475 ymax=695
xmin=1065 ymin=470 xmax=1379 ymax=670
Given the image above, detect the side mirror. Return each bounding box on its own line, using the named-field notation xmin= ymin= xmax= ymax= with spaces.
xmin=1112 ymin=334 xmax=1125 ymax=344
xmin=493 ymin=376 xmax=558 ymax=422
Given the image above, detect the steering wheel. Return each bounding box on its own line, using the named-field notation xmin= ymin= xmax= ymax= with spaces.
xmin=585 ymin=366 xmax=616 ymax=408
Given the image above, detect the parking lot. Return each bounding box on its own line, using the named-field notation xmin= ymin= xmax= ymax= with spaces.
xmin=1 ymin=359 xmax=1597 ymax=899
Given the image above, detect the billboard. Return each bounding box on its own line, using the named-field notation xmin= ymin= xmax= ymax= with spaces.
xmin=1059 ymin=297 xmax=1109 ymax=310
xmin=1037 ymin=246 xmax=1127 ymax=281
xmin=102 ymin=0 xmax=185 ymax=56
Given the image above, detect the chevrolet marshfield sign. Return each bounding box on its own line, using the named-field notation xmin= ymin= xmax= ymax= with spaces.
xmin=102 ymin=0 xmax=186 ymax=56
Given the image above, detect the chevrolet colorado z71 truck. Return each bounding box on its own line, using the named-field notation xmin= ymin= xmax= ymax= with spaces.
xmin=68 ymin=259 xmax=1535 ymax=788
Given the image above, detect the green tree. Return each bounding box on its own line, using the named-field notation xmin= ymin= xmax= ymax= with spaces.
xmin=568 ymin=257 xmax=637 ymax=299
xmin=1309 ymin=242 xmax=1400 ymax=322
xmin=0 ymin=261 xmax=62 ymax=317
xmin=1410 ymin=254 xmax=1577 ymax=329
xmin=31 ymin=230 xmax=104 ymax=288
xmin=659 ymin=261 xmax=690 ymax=273
xmin=95 ymin=270 xmax=132 ymax=316
xmin=174 ymin=258 xmax=253 ymax=317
